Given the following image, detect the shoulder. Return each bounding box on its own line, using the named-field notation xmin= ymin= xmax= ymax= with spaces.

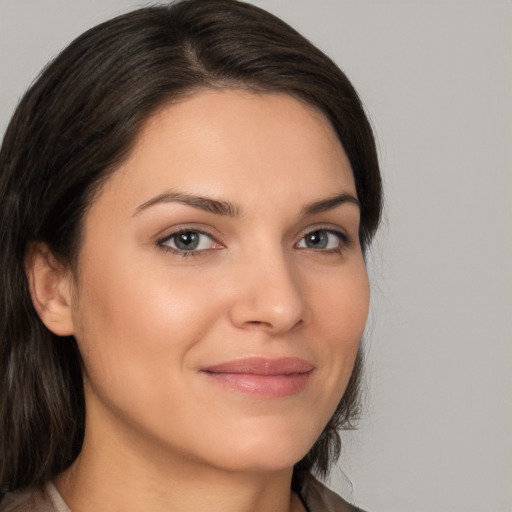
xmin=0 ymin=482 xmax=69 ymax=512
xmin=298 ymin=473 xmax=368 ymax=512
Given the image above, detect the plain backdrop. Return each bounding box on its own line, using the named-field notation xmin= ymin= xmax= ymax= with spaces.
xmin=1 ymin=1 xmax=511 ymax=511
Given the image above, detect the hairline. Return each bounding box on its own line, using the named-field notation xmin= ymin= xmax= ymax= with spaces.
xmin=69 ymin=84 xmax=355 ymax=273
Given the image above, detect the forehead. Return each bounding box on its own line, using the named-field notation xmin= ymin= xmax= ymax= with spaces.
xmin=96 ymin=89 xmax=355 ymax=214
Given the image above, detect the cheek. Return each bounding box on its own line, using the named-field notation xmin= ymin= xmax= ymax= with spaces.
xmin=70 ymin=250 xmax=226 ymax=398
xmin=311 ymin=258 xmax=370 ymax=343
xmin=307 ymin=259 xmax=370 ymax=396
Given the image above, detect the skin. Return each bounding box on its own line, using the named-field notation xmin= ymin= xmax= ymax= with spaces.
xmin=29 ymin=90 xmax=370 ymax=512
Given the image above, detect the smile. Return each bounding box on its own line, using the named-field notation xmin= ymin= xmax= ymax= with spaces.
xmin=200 ymin=357 xmax=315 ymax=398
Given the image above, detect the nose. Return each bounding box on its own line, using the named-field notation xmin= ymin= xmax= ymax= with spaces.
xmin=228 ymin=250 xmax=307 ymax=334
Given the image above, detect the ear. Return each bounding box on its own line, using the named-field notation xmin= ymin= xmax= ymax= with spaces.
xmin=25 ymin=243 xmax=75 ymax=336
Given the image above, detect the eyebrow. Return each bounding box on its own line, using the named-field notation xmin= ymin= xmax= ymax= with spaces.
xmin=133 ymin=190 xmax=359 ymax=218
xmin=300 ymin=193 xmax=360 ymax=216
xmin=133 ymin=191 xmax=241 ymax=217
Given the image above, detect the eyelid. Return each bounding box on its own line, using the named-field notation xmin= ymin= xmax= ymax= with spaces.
xmin=156 ymin=225 xmax=224 ymax=256
xmin=154 ymin=222 xmax=351 ymax=257
xmin=158 ymin=229 xmax=212 ymax=246
xmin=155 ymin=223 xmax=223 ymax=244
xmin=294 ymin=225 xmax=351 ymax=252
xmin=295 ymin=224 xmax=350 ymax=243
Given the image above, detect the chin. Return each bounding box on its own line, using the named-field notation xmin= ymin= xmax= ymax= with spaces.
xmin=198 ymin=421 xmax=320 ymax=474
xmin=211 ymin=447 xmax=308 ymax=474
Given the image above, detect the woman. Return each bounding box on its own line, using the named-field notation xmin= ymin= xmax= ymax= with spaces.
xmin=0 ymin=1 xmax=382 ymax=511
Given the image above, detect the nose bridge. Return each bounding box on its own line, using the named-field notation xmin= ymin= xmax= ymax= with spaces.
xmin=229 ymin=239 xmax=306 ymax=332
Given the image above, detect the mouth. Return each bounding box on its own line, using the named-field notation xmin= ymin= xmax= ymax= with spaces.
xmin=200 ymin=357 xmax=315 ymax=398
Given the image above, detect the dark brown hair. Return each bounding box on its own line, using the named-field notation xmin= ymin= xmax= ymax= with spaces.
xmin=0 ymin=0 xmax=382 ymax=494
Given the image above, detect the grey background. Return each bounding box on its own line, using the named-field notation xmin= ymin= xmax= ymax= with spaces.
xmin=1 ymin=1 xmax=511 ymax=511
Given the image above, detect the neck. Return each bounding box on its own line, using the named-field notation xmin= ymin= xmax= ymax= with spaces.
xmin=55 ymin=401 xmax=305 ymax=512
xmin=56 ymin=453 xmax=303 ymax=512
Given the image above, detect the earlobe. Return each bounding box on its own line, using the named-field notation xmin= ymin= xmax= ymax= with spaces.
xmin=25 ymin=243 xmax=75 ymax=336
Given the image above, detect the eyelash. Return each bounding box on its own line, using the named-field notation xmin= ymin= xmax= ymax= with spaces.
xmin=296 ymin=228 xmax=349 ymax=253
xmin=157 ymin=229 xmax=218 ymax=258
xmin=156 ymin=227 xmax=350 ymax=258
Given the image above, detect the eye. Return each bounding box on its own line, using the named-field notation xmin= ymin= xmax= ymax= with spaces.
xmin=296 ymin=229 xmax=347 ymax=251
xmin=158 ymin=230 xmax=220 ymax=254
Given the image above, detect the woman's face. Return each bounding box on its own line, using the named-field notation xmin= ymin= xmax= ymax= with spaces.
xmin=68 ymin=90 xmax=369 ymax=473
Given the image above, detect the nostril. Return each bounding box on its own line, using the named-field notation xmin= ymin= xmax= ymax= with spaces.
xmin=243 ymin=318 xmax=303 ymax=332
xmin=228 ymin=269 xmax=306 ymax=333
xmin=246 ymin=320 xmax=270 ymax=328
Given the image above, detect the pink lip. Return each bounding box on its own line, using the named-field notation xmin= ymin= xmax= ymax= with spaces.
xmin=200 ymin=357 xmax=314 ymax=398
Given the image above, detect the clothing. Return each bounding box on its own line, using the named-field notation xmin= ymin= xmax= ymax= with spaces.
xmin=0 ymin=482 xmax=69 ymax=512
xmin=299 ymin=476 xmax=366 ymax=512
xmin=0 ymin=474 xmax=365 ymax=512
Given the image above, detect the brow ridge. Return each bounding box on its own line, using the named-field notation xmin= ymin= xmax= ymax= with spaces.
xmin=301 ymin=193 xmax=360 ymax=216
xmin=134 ymin=190 xmax=359 ymax=218
xmin=133 ymin=191 xmax=241 ymax=217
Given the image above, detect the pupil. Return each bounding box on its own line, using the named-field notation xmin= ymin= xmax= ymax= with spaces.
xmin=176 ymin=232 xmax=199 ymax=250
xmin=306 ymin=231 xmax=327 ymax=248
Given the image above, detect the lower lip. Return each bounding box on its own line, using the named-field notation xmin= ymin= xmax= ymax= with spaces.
xmin=202 ymin=371 xmax=312 ymax=398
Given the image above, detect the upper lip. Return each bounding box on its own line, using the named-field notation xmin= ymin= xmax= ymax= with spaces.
xmin=200 ymin=357 xmax=315 ymax=376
